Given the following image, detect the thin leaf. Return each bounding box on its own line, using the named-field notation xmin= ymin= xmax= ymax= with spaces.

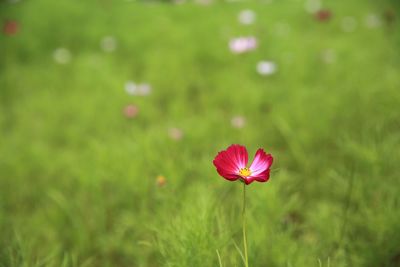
xmin=233 ymin=241 xmax=245 ymax=265
xmin=216 ymin=249 xmax=223 ymax=267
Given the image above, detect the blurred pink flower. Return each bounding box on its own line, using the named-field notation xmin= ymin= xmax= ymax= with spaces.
xmin=168 ymin=127 xmax=184 ymax=141
xmin=229 ymin=37 xmax=257 ymax=54
xmin=315 ymin=9 xmax=332 ymax=22
xmin=3 ymin=20 xmax=19 ymax=36
xmin=231 ymin=116 xmax=246 ymax=128
xmin=123 ymin=104 xmax=139 ymax=118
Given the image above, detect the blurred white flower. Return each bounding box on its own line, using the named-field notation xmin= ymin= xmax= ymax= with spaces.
xmin=231 ymin=116 xmax=246 ymax=129
xmin=100 ymin=36 xmax=117 ymax=52
xmin=229 ymin=37 xmax=257 ymax=54
xmin=238 ymin=9 xmax=256 ymax=25
xmin=137 ymin=83 xmax=151 ymax=95
xmin=168 ymin=127 xmax=184 ymax=141
xmin=321 ymin=49 xmax=336 ymax=64
xmin=125 ymin=82 xmax=152 ymax=96
xmin=257 ymin=61 xmax=277 ymax=76
xmin=341 ymin=16 xmax=358 ymax=32
xmin=53 ymin=48 xmax=71 ymax=64
xmin=125 ymin=81 xmax=137 ymax=95
xmin=364 ymin=14 xmax=382 ymax=29
xmin=304 ymin=0 xmax=321 ymax=14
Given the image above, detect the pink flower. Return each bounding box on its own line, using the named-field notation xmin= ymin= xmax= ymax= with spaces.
xmin=229 ymin=37 xmax=258 ymax=54
xmin=231 ymin=116 xmax=246 ymax=129
xmin=213 ymin=144 xmax=273 ymax=185
xmin=3 ymin=20 xmax=19 ymax=36
xmin=168 ymin=127 xmax=184 ymax=141
xmin=123 ymin=104 xmax=139 ymax=118
xmin=314 ymin=9 xmax=332 ymax=22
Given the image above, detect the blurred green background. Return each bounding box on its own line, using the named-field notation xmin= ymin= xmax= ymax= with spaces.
xmin=1 ymin=0 xmax=400 ymax=266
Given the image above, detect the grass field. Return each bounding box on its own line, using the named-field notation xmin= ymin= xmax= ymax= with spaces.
xmin=1 ymin=0 xmax=400 ymax=266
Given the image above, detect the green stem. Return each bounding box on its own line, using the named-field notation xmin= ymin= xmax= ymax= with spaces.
xmin=242 ymin=183 xmax=249 ymax=267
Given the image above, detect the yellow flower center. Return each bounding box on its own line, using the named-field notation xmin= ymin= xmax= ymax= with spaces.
xmin=239 ymin=167 xmax=251 ymax=177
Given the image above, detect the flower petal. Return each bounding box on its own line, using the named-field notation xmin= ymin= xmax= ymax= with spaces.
xmin=249 ymin=149 xmax=273 ymax=181
xmin=246 ymin=169 xmax=271 ymax=184
xmin=226 ymin=144 xmax=249 ymax=169
xmin=213 ymin=144 xmax=248 ymax=180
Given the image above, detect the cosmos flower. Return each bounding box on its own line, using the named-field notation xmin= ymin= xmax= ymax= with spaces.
xmin=3 ymin=20 xmax=19 ymax=36
xmin=314 ymin=9 xmax=332 ymax=22
xmin=257 ymin=61 xmax=277 ymax=76
xmin=238 ymin=9 xmax=256 ymax=25
xmin=229 ymin=37 xmax=257 ymax=54
xmin=213 ymin=144 xmax=273 ymax=185
xmin=123 ymin=104 xmax=139 ymax=118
